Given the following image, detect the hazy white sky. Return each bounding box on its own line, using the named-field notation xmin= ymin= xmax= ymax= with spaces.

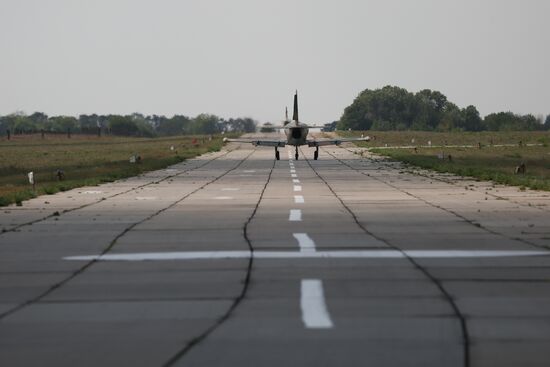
xmin=1 ymin=0 xmax=549 ymax=123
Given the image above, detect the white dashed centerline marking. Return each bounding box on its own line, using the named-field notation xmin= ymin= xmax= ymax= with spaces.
xmin=291 ymin=173 xmax=297 ymax=178
xmin=293 ymin=179 xmax=300 ymax=184
xmin=294 ymin=195 xmax=305 ymax=204
xmin=289 ymin=209 xmax=302 ymax=221
xmin=293 ymin=185 xmax=302 ymax=192
xmin=221 ymin=188 xmax=240 ymax=191
xmin=293 ymin=233 xmax=316 ymax=252
xmin=301 ymin=279 xmax=334 ymax=329
xmin=214 ymin=196 xmax=233 ymax=200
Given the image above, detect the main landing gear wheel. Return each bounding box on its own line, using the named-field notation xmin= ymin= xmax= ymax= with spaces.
xmin=314 ymin=147 xmax=319 ymax=160
xmin=275 ymin=147 xmax=280 ymax=160
xmin=295 ymin=146 xmax=299 ymax=160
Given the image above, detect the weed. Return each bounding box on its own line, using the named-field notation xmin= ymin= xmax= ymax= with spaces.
xmin=0 ymin=134 xmax=224 ymax=206
xmin=44 ymin=186 xmax=57 ymax=195
xmin=369 ymin=142 xmax=550 ymax=192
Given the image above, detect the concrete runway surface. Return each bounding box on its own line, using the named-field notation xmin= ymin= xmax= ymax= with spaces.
xmin=1 ymin=134 xmax=550 ymax=367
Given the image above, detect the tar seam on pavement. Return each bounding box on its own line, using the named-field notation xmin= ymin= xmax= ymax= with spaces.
xmin=331 ymin=147 xmax=550 ymax=252
xmin=160 ymin=152 xmax=277 ymax=367
xmin=301 ymin=146 xmax=472 ymax=367
xmin=0 ymin=148 xmax=256 ymax=321
xmin=0 ymin=147 xmax=237 ymax=236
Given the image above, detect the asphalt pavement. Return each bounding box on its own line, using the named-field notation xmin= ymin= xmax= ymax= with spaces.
xmin=1 ymin=134 xmax=550 ymax=367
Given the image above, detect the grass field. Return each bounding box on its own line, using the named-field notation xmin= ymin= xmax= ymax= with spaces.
xmin=0 ymin=134 xmax=225 ymax=206
xmin=337 ymin=130 xmax=550 ymax=147
xmin=335 ymin=131 xmax=550 ymax=191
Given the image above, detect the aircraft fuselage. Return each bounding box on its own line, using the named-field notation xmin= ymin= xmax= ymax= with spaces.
xmin=283 ymin=121 xmax=309 ymax=146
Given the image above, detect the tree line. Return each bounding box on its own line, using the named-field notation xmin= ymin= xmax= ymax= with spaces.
xmin=0 ymin=112 xmax=257 ymax=137
xmin=338 ymin=86 xmax=550 ymax=131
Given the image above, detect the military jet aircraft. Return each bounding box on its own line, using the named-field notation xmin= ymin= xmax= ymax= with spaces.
xmin=224 ymin=91 xmax=369 ymax=160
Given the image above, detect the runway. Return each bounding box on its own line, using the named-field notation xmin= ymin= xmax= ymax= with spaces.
xmin=1 ymin=136 xmax=550 ymax=367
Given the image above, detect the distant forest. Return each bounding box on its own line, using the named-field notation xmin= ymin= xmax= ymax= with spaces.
xmin=0 ymin=113 xmax=257 ymax=137
xmin=337 ymin=86 xmax=550 ymax=132
xmin=3 ymin=86 xmax=550 ymax=137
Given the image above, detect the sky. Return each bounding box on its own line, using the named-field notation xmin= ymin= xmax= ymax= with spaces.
xmin=1 ymin=0 xmax=549 ymax=124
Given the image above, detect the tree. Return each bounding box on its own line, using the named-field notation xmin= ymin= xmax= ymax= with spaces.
xmin=79 ymin=114 xmax=100 ymax=133
xmin=339 ymin=86 xmax=416 ymax=130
xmin=225 ymin=117 xmax=257 ymax=133
xmin=338 ymin=86 xmax=455 ymax=131
xmin=416 ymin=89 xmax=447 ymax=113
xmin=13 ymin=115 xmax=35 ymax=133
xmin=191 ymin=114 xmax=222 ymax=134
xmin=156 ymin=115 xmax=190 ymax=136
xmin=461 ymin=105 xmax=483 ymax=131
xmin=0 ymin=113 xmax=35 ymax=134
xmin=518 ymin=114 xmax=543 ymax=131
xmin=46 ymin=116 xmax=79 ymax=133
xmin=0 ymin=115 xmax=13 ymax=135
xmin=410 ymin=115 xmax=432 ymax=131
xmin=483 ymin=112 xmax=543 ymax=131
xmin=371 ymin=120 xmax=394 ymax=131
xmin=28 ymin=112 xmax=48 ymax=130
xmin=108 ymin=115 xmax=138 ymax=136
xmin=438 ymin=103 xmax=463 ymax=131
xmin=545 ymin=115 xmax=550 ymax=131
xmin=131 ymin=114 xmax=155 ymax=137
xmin=338 ymin=85 xmax=549 ymax=131
xmin=414 ymin=90 xmax=446 ymax=130
xmin=338 ymin=97 xmax=373 ymax=130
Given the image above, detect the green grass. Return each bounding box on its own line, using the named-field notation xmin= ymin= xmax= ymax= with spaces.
xmin=335 ymin=131 xmax=550 ymax=191
xmin=336 ymin=130 xmax=550 ymax=148
xmin=0 ymin=134 xmax=225 ymax=206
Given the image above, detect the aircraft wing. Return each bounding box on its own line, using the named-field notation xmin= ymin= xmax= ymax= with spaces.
xmin=306 ymin=137 xmax=370 ymax=147
xmin=223 ymin=138 xmax=286 ymax=147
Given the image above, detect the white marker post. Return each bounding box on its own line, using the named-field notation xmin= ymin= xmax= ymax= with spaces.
xmin=28 ymin=171 xmax=35 ymax=191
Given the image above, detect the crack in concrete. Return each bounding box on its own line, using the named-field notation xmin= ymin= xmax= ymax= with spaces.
xmin=0 ymin=148 xmax=253 ymax=321
xmin=161 ymin=150 xmax=276 ymax=367
xmin=304 ymin=146 xmax=471 ymax=367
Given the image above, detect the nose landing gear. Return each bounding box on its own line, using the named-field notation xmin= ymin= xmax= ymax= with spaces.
xmin=314 ymin=146 xmax=319 ymax=160
xmin=295 ymin=146 xmax=299 ymax=160
xmin=275 ymin=147 xmax=280 ymax=160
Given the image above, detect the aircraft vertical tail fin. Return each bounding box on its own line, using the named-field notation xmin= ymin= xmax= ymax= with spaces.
xmin=292 ymin=91 xmax=299 ymax=122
